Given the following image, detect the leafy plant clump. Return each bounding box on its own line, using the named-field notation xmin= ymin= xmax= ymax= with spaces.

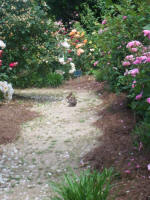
xmin=51 ymin=168 xmax=113 ymax=200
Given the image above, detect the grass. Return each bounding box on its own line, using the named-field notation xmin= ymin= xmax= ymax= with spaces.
xmin=50 ymin=168 xmax=113 ymax=200
xmin=64 ymin=139 xmax=71 ymax=143
xmin=79 ymin=119 xmax=85 ymax=123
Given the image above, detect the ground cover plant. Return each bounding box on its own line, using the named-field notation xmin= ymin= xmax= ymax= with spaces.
xmin=51 ymin=168 xmax=113 ymax=200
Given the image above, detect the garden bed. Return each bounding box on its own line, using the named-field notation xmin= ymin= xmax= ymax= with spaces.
xmin=84 ymin=84 xmax=150 ymax=200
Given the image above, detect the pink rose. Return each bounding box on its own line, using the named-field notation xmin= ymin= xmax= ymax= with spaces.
xmin=143 ymin=30 xmax=150 ymax=39
xmin=146 ymin=97 xmax=150 ymax=104
xmin=131 ymin=48 xmax=138 ymax=53
xmin=132 ymin=80 xmax=136 ymax=88
xmin=145 ymin=57 xmax=150 ymax=63
xmin=68 ymin=58 xmax=72 ymax=61
xmin=128 ymin=68 xmax=139 ymax=77
xmin=123 ymin=16 xmax=127 ymax=20
xmin=125 ymin=55 xmax=134 ymax=61
xmin=93 ymin=61 xmax=99 ymax=66
xmin=133 ymin=59 xmax=142 ymax=65
xmin=135 ymin=92 xmax=143 ymax=100
xmin=143 ymin=52 xmax=150 ymax=57
xmin=122 ymin=61 xmax=131 ymax=66
xmin=142 ymin=46 xmax=148 ymax=52
xmin=137 ymin=56 xmax=147 ymax=62
xmin=0 ymin=60 xmax=2 ymax=66
xmin=102 ymin=19 xmax=107 ymax=25
xmin=126 ymin=41 xmax=142 ymax=48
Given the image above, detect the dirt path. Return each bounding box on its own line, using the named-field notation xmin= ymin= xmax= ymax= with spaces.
xmin=0 ymin=87 xmax=102 ymax=200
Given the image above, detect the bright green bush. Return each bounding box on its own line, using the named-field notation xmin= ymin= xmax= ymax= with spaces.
xmin=43 ymin=73 xmax=64 ymax=87
xmin=51 ymin=169 xmax=113 ymax=200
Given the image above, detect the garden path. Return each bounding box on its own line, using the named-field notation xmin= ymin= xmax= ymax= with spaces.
xmin=0 ymin=86 xmax=102 ymax=200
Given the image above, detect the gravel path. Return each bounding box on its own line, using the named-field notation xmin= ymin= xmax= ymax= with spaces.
xmin=0 ymin=88 xmax=102 ymax=200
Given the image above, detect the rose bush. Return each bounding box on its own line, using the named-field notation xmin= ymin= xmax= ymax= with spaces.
xmin=86 ymin=1 xmax=150 ymax=91
xmin=0 ymin=0 xmax=62 ymax=88
xmin=0 ymin=40 xmax=14 ymax=101
xmin=121 ymin=33 xmax=150 ymax=119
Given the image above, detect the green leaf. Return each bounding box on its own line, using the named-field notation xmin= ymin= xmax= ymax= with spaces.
xmin=143 ymin=24 xmax=150 ymax=30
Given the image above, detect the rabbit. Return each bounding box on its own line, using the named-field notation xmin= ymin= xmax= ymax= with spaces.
xmin=66 ymin=92 xmax=77 ymax=107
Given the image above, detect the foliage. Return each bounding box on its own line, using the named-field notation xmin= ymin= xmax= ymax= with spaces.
xmin=133 ymin=119 xmax=150 ymax=150
xmin=41 ymin=73 xmax=63 ymax=87
xmin=0 ymin=40 xmax=14 ymax=101
xmin=54 ymin=21 xmax=93 ymax=75
xmin=45 ymin=0 xmax=107 ymax=24
xmin=0 ymin=0 xmax=59 ymax=88
xmin=51 ymin=168 xmax=113 ymax=200
xmin=45 ymin=0 xmax=82 ymax=22
xmin=87 ymin=0 xmax=150 ymax=150
xmin=90 ymin=0 xmax=150 ymax=92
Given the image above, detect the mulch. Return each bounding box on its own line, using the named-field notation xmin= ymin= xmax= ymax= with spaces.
xmin=0 ymin=101 xmax=38 ymax=144
xmin=62 ymin=75 xmax=102 ymax=91
xmin=82 ymin=81 xmax=150 ymax=200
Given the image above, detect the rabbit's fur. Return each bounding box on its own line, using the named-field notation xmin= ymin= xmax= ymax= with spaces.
xmin=66 ymin=92 xmax=77 ymax=107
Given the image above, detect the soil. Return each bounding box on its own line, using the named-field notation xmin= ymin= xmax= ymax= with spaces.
xmin=84 ymin=86 xmax=150 ymax=200
xmin=0 ymin=102 xmax=38 ymax=145
xmin=1 ymin=76 xmax=150 ymax=199
xmin=0 ymin=76 xmax=103 ymax=200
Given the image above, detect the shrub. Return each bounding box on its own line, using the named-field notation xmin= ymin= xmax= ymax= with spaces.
xmin=93 ymin=70 xmax=107 ymax=82
xmin=51 ymin=168 xmax=113 ymax=200
xmin=121 ymin=36 xmax=150 ymax=117
xmin=45 ymin=0 xmax=82 ymax=23
xmin=87 ymin=0 xmax=150 ymax=92
xmin=0 ymin=0 xmax=58 ymax=88
xmin=54 ymin=21 xmax=93 ymax=75
xmin=43 ymin=73 xmax=63 ymax=87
